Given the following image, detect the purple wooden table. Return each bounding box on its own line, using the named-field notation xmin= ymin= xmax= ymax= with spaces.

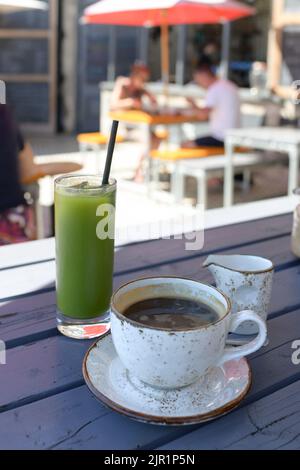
xmin=1 ymin=213 xmax=300 ymax=450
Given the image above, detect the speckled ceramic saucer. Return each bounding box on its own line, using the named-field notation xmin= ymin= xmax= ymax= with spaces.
xmin=83 ymin=333 xmax=252 ymax=426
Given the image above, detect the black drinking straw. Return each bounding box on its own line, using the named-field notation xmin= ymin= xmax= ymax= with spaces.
xmin=102 ymin=120 xmax=119 ymax=186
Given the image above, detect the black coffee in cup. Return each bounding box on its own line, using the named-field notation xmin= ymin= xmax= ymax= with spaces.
xmin=123 ymin=297 xmax=220 ymax=330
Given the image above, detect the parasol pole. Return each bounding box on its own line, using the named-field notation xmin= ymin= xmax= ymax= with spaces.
xmin=0 ymin=80 xmax=5 ymax=104
xmin=160 ymin=10 xmax=170 ymax=106
xmin=220 ymin=21 xmax=231 ymax=79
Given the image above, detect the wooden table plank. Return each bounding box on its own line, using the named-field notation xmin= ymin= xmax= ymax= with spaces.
xmin=0 ymin=214 xmax=292 ymax=303
xmin=0 ymin=213 xmax=298 ymax=450
xmin=115 ymin=228 xmax=296 ymax=280
xmin=0 ymin=213 xmax=291 ymax=273
xmin=0 ymin=292 xmax=57 ymax=348
xmin=115 ymin=256 xmax=300 ymax=320
xmin=0 ymin=335 xmax=90 ymax=413
xmin=0 ymin=386 xmax=109 ymax=450
xmin=0 ymin=384 xmax=186 ymax=451
xmin=1 ymin=306 xmax=300 ymax=448
xmin=0 ymin=239 xmax=55 ymax=271
xmin=157 ymin=380 xmax=300 ymax=450
xmin=0 ymin=228 xmax=295 ymax=303
xmin=0 ymin=261 xmax=55 ymax=300
xmin=109 ymin=110 xmax=201 ymax=126
xmin=0 ymin=234 xmax=298 ymax=345
xmin=3 ymin=378 xmax=300 ymax=451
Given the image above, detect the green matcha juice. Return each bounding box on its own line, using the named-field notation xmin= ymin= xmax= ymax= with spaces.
xmin=55 ymin=175 xmax=116 ymax=338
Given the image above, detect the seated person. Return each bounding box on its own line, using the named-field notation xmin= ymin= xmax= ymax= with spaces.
xmin=111 ymin=62 xmax=160 ymax=182
xmin=0 ymin=105 xmax=82 ymax=245
xmin=110 ymin=62 xmax=157 ymax=112
xmin=183 ymin=63 xmax=241 ymax=148
xmin=0 ymin=104 xmax=36 ymax=245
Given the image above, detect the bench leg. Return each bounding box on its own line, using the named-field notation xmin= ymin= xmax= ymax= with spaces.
xmin=143 ymin=124 xmax=152 ymax=195
xmin=196 ymin=171 xmax=207 ymax=210
xmin=224 ymin=140 xmax=234 ymax=207
xmin=288 ymin=145 xmax=300 ymax=195
xmin=79 ymin=143 xmax=100 ymax=173
xmin=79 ymin=143 xmax=87 ymax=168
xmin=173 ymin=167 xmax=185 ymax=203
xmin=95 ymin=146 xmax=104 ymax=174
xmin=152 ymin=159 xmax=160 ymax=189
xmin=242 ymin=168 xmax=252 ymax=192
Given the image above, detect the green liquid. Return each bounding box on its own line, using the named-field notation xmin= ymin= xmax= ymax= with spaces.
xmin=55 ymin=182 xmax=116 ymax=320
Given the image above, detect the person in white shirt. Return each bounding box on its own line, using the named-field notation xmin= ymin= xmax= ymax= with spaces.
xmin=183 ymin=63 xmax=241 ymax=148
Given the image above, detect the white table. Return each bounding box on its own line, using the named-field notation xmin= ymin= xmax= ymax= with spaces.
xmin=224 ymin=128 xmax=300 ymax=207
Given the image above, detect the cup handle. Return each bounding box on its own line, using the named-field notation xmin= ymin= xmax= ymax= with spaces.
xmin=218 ymin=310 xmax=267 ymax=366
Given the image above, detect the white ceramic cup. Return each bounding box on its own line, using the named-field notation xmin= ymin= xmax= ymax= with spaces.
xmin=110 ymin=277 xmax=267 ymax=390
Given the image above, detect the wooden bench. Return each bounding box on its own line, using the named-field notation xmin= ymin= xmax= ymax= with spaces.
xmin=151 ymin=147 xmax=225 ymax=161
xmin=150 ymin=146 xmax=284 ymax=208
xmin=150 ymin=146 xmax=252 ymax=203
xmin=174 ymin=153 xmax=267 ymax=209
xmin=150 ymin=147 xmax=226 ymax=191
xmin=77 ymin=132 xmax=124 ymax=148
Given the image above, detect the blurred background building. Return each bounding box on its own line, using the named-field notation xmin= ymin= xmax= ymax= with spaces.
xmin=1 ymin=0 xmax=299 ymax=134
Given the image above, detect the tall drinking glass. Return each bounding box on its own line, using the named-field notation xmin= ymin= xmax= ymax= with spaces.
xmin=55 ymin=175 xmax=116 ymax=339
